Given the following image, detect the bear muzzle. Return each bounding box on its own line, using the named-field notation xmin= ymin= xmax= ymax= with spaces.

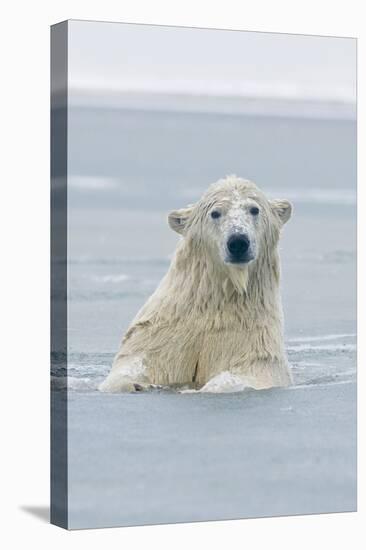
xmin=226 ymin=233 xmax=254 ymax=264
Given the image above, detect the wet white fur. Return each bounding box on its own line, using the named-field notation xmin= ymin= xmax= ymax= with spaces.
xmin=99 ymin=176 xmax=293 ymax=393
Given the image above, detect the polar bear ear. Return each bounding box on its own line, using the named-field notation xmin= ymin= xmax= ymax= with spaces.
xmin=270 ymin=199 xmax=292 ymax=225
xmin=168 ymin=205 xmax=194 ymax=234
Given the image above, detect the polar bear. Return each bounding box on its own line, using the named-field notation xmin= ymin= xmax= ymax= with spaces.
xmin=99 ymin=175 xmax=293 ymax=393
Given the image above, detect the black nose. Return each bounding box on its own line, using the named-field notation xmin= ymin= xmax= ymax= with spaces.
xmin=227 ymin=234 xmax=250 ymax=258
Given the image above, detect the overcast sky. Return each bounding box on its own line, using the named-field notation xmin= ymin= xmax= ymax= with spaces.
xmin=68 ymin=20 xmax=356 ymax=103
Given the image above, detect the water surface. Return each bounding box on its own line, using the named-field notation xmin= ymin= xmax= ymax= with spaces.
xmin=55 ymin=106 xmax=357 ymax=528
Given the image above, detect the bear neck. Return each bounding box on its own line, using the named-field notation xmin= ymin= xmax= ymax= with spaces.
xmin=168 ymin=237 xmax=281 ymax=316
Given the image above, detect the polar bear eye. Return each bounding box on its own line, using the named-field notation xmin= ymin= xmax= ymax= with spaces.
xmin=250 ymin=206 xmax=260 ymax=216
xmin=211 ymin=210 xmax=221 ymax=219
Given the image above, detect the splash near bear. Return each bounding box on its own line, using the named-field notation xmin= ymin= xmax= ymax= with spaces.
xmin=100 ymin=175 xmax=293 ymax=393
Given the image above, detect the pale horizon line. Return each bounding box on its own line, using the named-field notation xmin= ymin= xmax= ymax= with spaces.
xmin=69 ymin=83 xmax=356 ymax=105
xmin=64 ymin=86 xmax=356 ymax=120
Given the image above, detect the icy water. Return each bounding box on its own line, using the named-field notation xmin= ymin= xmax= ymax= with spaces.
xmin=53 ymin=106 xmax=356 ymax=528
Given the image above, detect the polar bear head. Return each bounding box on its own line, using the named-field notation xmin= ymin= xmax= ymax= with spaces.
xmin=168 ymin=176 xmax=292 ymax=273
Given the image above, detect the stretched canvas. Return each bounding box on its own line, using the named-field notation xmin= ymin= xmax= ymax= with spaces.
xmin=51 ymin=19 xmax=357 ymax=529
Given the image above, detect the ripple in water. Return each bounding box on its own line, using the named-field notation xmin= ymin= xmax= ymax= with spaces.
xmin=51 ymin=333 xmax=356 ymax=393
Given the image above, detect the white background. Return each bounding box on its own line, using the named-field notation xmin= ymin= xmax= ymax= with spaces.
xmin=0 ymin=1 xmax=363 ymax=548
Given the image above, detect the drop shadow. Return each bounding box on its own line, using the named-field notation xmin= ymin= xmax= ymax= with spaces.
xmin=20 ymin=505 xmax=50 ymax=523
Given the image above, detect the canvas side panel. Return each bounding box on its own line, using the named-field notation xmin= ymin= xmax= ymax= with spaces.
xmin=50 ymin=20 xmax=68 ymax=530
